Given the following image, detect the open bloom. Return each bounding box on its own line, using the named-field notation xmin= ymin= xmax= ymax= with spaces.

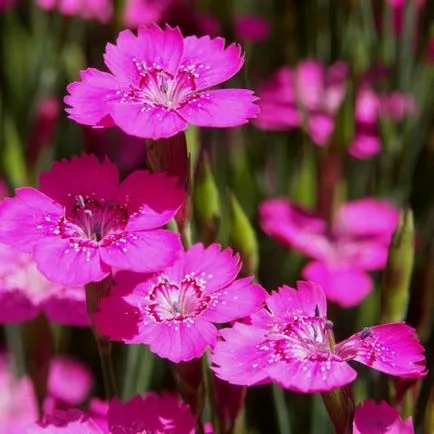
xmin=65 ymin=24 xmax=259 ymax=139
xmin=353 ymin=400 xmax=414 ymax=434
xmin=27 ymin=392 xmax=196 ymax=433
xmin=94 ymin=243 xmax=267 ymax=362
xmin=260 ymin=197 xmax=399 ymax=307
xmin=255 ymin=60 xmax=347 ymax=146
xmin=0 ymin=244 xmax=88 ymax=325
xmin=0 ymin=154 xmax=183 ymax=286
xmin=37 ymin=0 xmax=113 ymax=23
xmin=211 ymin=281 xmax=426 ymax=393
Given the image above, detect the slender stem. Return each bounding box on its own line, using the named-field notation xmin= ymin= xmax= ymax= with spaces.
xmin=272 ymin=384 xmax=292 ymax=434
xmin=85 ymin=275 xmax=118 ymax=399
xmin=321 ymin=386 xmax=355 ymax=434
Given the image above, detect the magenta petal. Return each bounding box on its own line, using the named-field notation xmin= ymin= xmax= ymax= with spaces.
xmin=307 ymin=113 xmax=334 ymax=146
xmin=0 ymin=187 xmax=63 ymax=252
xmin=349 ymin=133 xmax=382 ymax=159
xmin=0 ymin=290 xmax=40 ymax=324
xmin=302 ymin=261 xmax=373 ymax=307
xmin=64 ymin=67 xmax=119 ymax=127
xmin=268 ymin=357 xmax=357 ymax=393
xmin=33 ymin=238 xmax=109 ymax=286
xmin=109 ymin=103 xmax=188 ymax=139
xmin=336 ymin=323 xmax=426 ymax=378
xmin=177 ymin=89 xmax=260 ymax=128
xmin=211 ymin=323 xmax=271 ymax=386
xmin=117 ymin=171 xmax=184 ymax=231
xmin=39 ymin=154 xmax=119 ymax=211
xmin=181 ymin=35 xmax=244 ymax=90
xmin=201 ymin=277 xmax=267 ymax=323
xmin=100 ymin=229 xmax=182 ymax=274
xmin=183 ymin=243 xmax=241 ymax=292
xmin=144 ymin=319 xmax=218 ymax=362
xmin=43 ymin=286 xmax=90 ymax=327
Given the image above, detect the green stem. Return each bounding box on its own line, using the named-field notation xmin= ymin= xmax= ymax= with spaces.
xmin=272 ymin=384 xmax=292 ymax=434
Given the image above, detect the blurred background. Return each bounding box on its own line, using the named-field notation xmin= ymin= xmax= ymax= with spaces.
xmin=2 ymin=0 xmax=434 ymax=432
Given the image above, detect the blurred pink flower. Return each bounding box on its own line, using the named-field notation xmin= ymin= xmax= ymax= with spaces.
xmin=260 ymin=198 xmax=399 ymax=307
xmin=123 ymin=0 xmax=174 ymax=28
xmin=28 ymin=392 xmax=196 ymax=433
xmin=37 ymin=0 xmax=113 ymax=23
xmin=211 ymin=281 xmax=426 ymax=392
xmin=0 ymin=154 xmax=183 ymax=286
xmin=94 ymin=243 xmax=267 ymax=362
xmin=65 ymin=24 xmax=259 ymax=139
xmin=0 ymin=244 xmax=89 ymax=325
xmin=234 ymin=15 xmax=271 ymax=43
xmin=353 ymin=400 xmax=414 ymax=434
xmin=255 ymin=60 xmax=347 ymax=146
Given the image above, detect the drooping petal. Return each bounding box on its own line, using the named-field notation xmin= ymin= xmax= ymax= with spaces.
xmin=267 ymin=356 xmax=357 ymax=393
xmin=211 ymin=323 xmax=272 ymax=386
xmin=33 ymin=237 xmax=109 ymax=286
xmin=100 ymin=229 xmax=182 ymax=274
xmin=353 ymin=400 xmax=414 ymax=434
xmin=177 ymin=89 xmax=259 ymax=128
xmin=109 ymin=103 xmax=188 ymax=139
xmin=181 ymin=35 xmax=244 ymax=90
xmin=182 ymin=243 xmax=241 ymax=293
xmin=336 ymin=323 xmax=426 ymax=378
xmin=117 ymin=170 xmax=184 ymax=230
xmin=0 ymin=187 xmax=63 ymax=252
xmin=302 ymin=261 xmax=373 ymax=307
xmin=64 ymin=67 xmax=119 ymax=127
xmin=39 ymin=154 xmax=119 ymax=211
xmin=141 ymin=318 xmax=219 ymax=362
xmin=201 ymin=277 xmax=267 ymax=323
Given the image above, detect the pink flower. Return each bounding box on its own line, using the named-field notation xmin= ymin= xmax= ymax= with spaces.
xmin=0 ymin=154 xmax=183 ymax=286
xmin=353 ymin=400 xmax=414 ymax=434
xmin=65 ymin=24 xmax=259 ymax=139
xmin=255 ymin=60 xmax=347 ymax=146
xmin=28 ymin=392 xmax=196 ymax=433
xmin=0 ymin=244 xmax=89 ymax=325
xmin=123 ymin=0 xmax=174 ymax=28
xmin=234 ymin=15 xmax=271 ymax=43
xmin=94 ymin=243 xmax=267 ymax=362
xmin=260 ymin=198 xmax=399 ymax=307
xmin=37 ymin=0 xmax=113 ymax=23
xmin=211 ymin=281 xmax=426 ymax=393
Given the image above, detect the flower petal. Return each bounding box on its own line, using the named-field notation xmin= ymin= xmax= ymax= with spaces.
xmin=0 ymin=290 xmax=40 ymax=324
xmin=39 ymin=154 xmax=119 ymax=211
xmin=64 ymin=67 xmax=119 ymax=127
xmin=181 ymin=35 xmax=244 ymax=90
xmin=302 ymin=261 xmax=373 ymax=307
xmin=0 ymin=187 xmax=63 ymax=252
xmin=177 ymin=89 xmax=259 ymax=128
xmin=100 ymin=229 xmax=182 ymax=274
xmin=117 ymin=170 xmax=184 ymax=231
xmin=336 ymin=323 xmax=426 ymax=378
xmin=201 ymin=277 xmax=267 ymax=323
xmin=109 ymin=103 xmax=188 ymax=139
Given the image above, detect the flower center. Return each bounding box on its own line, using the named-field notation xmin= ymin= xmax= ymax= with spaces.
xmin=56 ymin=195 xmax=128 ymax=243
xmin=119 ymin=61 xmax=200 ymax=110
xmin=146 ymin=274 xmax=210 ymax=322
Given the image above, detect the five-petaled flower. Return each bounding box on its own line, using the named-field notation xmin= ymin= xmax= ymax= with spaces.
xmin=65 ymin=24 xmax=259 ymax=139
xmin=0 ymin=154 xmax=184 ymax=286
xmin=94 ymin=243 xmax=267 ymax=362
xmin=210 ymin=281 xmax=425 ymax=393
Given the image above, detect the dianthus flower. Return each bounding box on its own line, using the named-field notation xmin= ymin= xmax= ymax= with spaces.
xmin=65 ymin=24 xmax=259 ymax=139
xmin=94 ymin=243 xmax=267 ymax=362
xmin=37 ymin=0 xmax=113 ymax=23
xmin=255 ymin=59 xmax=347 ymax=146
xmin=260 ymin=197 xmax=398 ymax=307
xmin=123 ymin=0 xmax=174 ymax=28
xmin=0 ymin=244 xmax=88 ymax=325
xmin=211 ymin=281 xmax=426 ymax=393
xmin=0 ymin=154 xmax=183 ymax=286
xmin=353 ymin=400 xmax=414 ymax=434
xmin=27 ymin=392 xmax=196 ymax=433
